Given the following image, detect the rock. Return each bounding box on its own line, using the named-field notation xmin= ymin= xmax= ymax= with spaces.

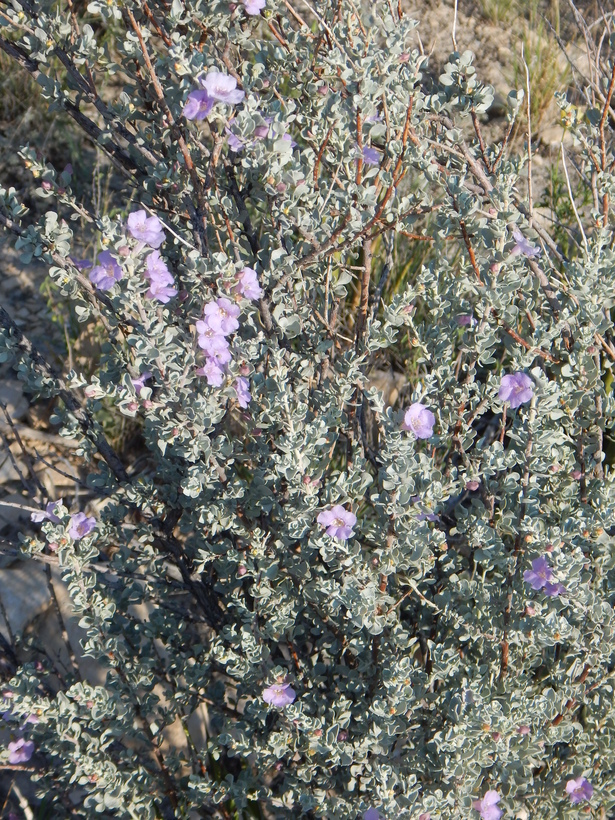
xmin=0 ymin=380 xmax=28 ymax=422
xmin=0 ymin=559 xmax=51 ymax=638
xmin=0 ymin=493 xmax=37 ymax=533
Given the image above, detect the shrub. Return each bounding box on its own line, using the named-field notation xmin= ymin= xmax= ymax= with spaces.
xmin=0 ymin=1 xmax=614 ymax=818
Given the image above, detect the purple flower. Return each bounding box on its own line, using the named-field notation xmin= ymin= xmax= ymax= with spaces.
xmin=197 ymin=358 xmax=226 ymax=387
xmin=523 ymin=556 xmax=554 ymax=590
xmin=127 ymin=210 xmax=165 ymax=249
xmin=199 ymin=71 xmax=245 ymax=105
xmin=226 ymin=128 xmax=245 ymax=152
xmin=183 ymin=89 xmax=214 ymax=121
xmin=70 ymin=257 xmax=92 ymax=271
xmin=262 ymin=682 xmax=296 ymax=708
xmin=281 ymin=132 xmax=297 ymax=148
xmin=363 ymin=810 xmax=380 ymax=820
xmin=498 ymin=372 xmax=534 ymax=409
xmin=146 ymin=279 xmax=178 ymax=304
xmin=196 ymin=321 xmax=232 ymax=362
xmin=317 ymin=505 xmax=357 ymax=540
xmin=402 ymin=403 xmax=435 ymax=439
xmin=7 ymin=737 xmax=35 ymax=764
xmin=144 ymin=251 xmax=173 ymax=283
xmin=132 ymin=372 xmax=151 ymax=396
xmin=234 ymin=267 xmax=263 ymax=300
xmin=361 ymin=146 xmax=380 ymax=165
xmin=202 ymin=297 xmax=241 ymax=335
xmin=544 ymin=581 xmax=567 ymax=597
xmin=511 ymin=228 xmax=541 ymax=258
xmin=235 ymin=377 xmax=251 ymax=408
xmin=472 ymin=790 xmax=502 ymax=820
xmin=566 ymin=777 xmax=593 ymax=804
xmin=243 ymin=0 xmax=266 ymax=13
xmin=31 ymin=499 xmax=62 ymax=524
xmin=254 ymin=118 xmax=273 ymax=139
xmin=457 ymin=314 xmax=476 ymax=327
xmin=67 ymin=512 xmax=96 ymax=540
xmin=89 ymin=251 xmax=122 ymax=291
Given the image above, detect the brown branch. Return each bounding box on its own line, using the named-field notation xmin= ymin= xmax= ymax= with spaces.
xmin=313 ymin=126 xmax=334 ymax=185
xmin=355 ymin=238 xmax=372 ymax=351
xmin=497 ymin=317 xmax=559 ymax=363
xmin=599 ymin=60 xmax=615 ymax=225
xmin=124 ymin=7 xmax=209 ymax=251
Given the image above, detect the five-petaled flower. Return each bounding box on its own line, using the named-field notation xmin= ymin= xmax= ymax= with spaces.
xmin=472 ymin=790 xmax=502 ymax=820
xmin=183 ymin=89 xmax=214 ymax=121
xmin=197 ymin=359 xmax=226 ymax=387
xmin=511 ymin=228 xmax=541 ymax=258
xmin=196 ymin=322 xmax=232 ymax=363
xmin=544 ymin=581 xmax=566 ymax=597
xmin=132 ymin=372 xmax=151 ymax=397
xmin=566 ymin=777 xmax=593 ymax=804
xmin=31 ymin=499 xmax=62 ymax=524
xmin=199 ymin=71 xmax=245 ymax=105
xmin=523 ymin=555 xmax=553 ymax=590
xmin=146 ymin=278 xmax=178 ymax=304
xmin=203 ymin=297 xmax=241 ymax=335
xmin=234 ymin=267 xmax=263 ymax=301
xmin=235 ymin=377 xmax=251 ymax=408
xmin=68 ymin=512 xmax=96 ymax=541
xmin=317 ymin=505 xmax=357 ymax=540
xmin=7 ymin=738 xmax=35 ymax=764
xmin=142 ymin=251 xmax=177 ymax=303
xmin=498 ymin=372 xmax=534 ymax=409
xmin=361 ymin=146 xmax=380 ymax=166
xmin=402 ymin=403 xmax=435 ymax=439
xmin=89 ymin=251 xmax=122 ymax=291
xmin=262 ymin=682 xmax=296 ymax=707
xmin=127 ymin=210 xmax=165 ymax=248
xmin=242 ymin=0 xmax=266 ymax=14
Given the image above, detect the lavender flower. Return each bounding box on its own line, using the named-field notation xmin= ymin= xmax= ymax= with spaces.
xmin=31 ymin=499 xmax=62 ymax=524
xmin=235 ymin=377 xmax=251 ymax=408
xmin=197 ymin=359 xmax=226 ymax=387
xmin=401 ymin=403 xmax=435 ymax=439
xmin=498 ymin=372 xmax=534 ymax=409
xmin=89 ymin=251 xmax=122 ymax=291
xmin=127 ymin=210 xmax=165 ymax=248
xmin=199 ymin=71 xmax=245 ymax=105
xmin=183 ymin=89 xmax=213 ymax=121
xmin=132 ymin=372 xmax=152 ymax=396
xmin=363 ymin=810 xmax=380 ymax=820
xmin=544 ymin=581 xmax=566 ymax=597
xmin=243 ymin=0 xmax=266 ymax=13
xmin=7 ymin=737 xmax=35 ymax=764
xmin=472 ymin=790 xmax=502 ymax=820
xmin=226 ymin=128 xmax=245 ymax=152
xmin=317 ymin=505 xmax=357 ymax=540
xmin=146 ymin=278 xmax=178 ymax=304
xmin=523 ymin=555 xmax=553 ymax=590
xmin=70 ymin=257 xmax=92 ymax=271
xmin=234 ymin=267 xmax=263 ymax=300
xmin=361 ymin=146 xmax=380 ymax=165
xmin=254 ymin=118 xmax=273 ymax=139
xmin=202 ymin=298 xmax=241 ymax=335
xmin=511 ymin=228 xmax=541 ymax=258
xmin=144 ymin=251 xmax=172 ymax=283
xmin=196 ymin=323 xmax=232 ymax=363
xmin=67 ymin=512 xmax=96 ymax=540
xmin=566 ymin=777 xmax=593 ymax=804
xmin=457 ymin=314 xmax=476 ymax=327
xmin=262 ymin=682 xmax=296 ymax=707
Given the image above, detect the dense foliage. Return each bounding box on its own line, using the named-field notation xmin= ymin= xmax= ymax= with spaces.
xmin=0 ymin=0 xmax=614 ymax=817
